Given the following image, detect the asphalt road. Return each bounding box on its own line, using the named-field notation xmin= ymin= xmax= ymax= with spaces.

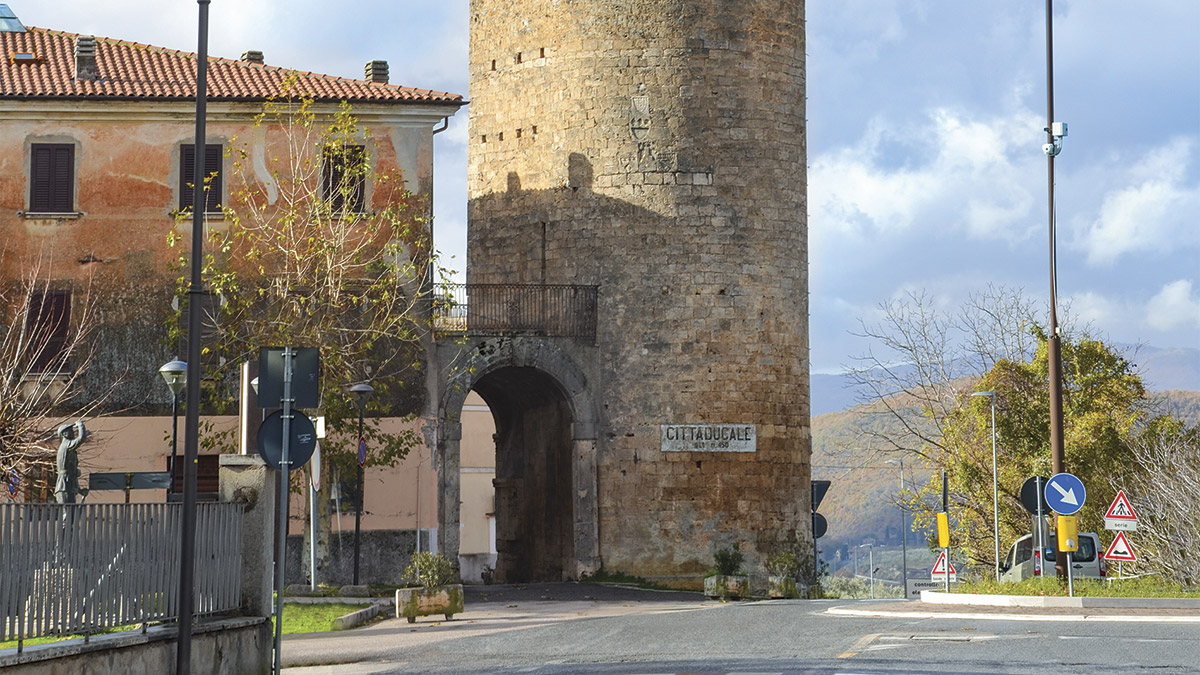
xmin=282 ymin=583 xmax=1200 ymax=675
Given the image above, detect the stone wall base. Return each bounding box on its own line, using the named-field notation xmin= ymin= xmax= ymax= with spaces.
xmin=0 ymin=617 xmax=271 ymax=675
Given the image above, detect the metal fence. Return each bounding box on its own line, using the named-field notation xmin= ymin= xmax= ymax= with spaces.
xmin=434 ymin=284 xmax=598 ymax=340
xmin=0 ymin=502 xmax=243 ymax=646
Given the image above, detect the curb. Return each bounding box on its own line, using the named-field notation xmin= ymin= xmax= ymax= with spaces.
xmin=329 ymin=598 xmax=395 ymax=631
xmin=919 ymin=591 xmax=1200 ymax=609
xmin=826 ymin=605 xmax=1200 ymax=623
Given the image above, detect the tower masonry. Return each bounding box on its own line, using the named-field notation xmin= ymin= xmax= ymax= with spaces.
xmin=458 ymin=0 xmax=810 ymax=583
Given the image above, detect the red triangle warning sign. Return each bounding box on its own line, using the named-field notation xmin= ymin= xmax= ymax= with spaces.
xmin=1104 ymin=531 xmax=1137 ymax=562
xmin=931 ymin=550 xmax=957 ymax=575
xmin=1104 ymin=490 xmax=1139 ymax=520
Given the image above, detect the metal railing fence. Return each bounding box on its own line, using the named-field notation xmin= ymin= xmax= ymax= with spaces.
xmin=434 ymin=283 xmax=598 ymax=340
xmin=0 ymin=502 xmax=242 ymax=645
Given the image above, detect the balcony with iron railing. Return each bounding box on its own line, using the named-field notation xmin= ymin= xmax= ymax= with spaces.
xmin=433 ymin=284 xmax=598 ymax=341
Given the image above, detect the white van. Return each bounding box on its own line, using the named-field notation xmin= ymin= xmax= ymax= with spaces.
xmin=999 ymin=532 xmax=1106 ymax=583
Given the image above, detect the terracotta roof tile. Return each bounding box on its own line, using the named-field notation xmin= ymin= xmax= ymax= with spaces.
xmin=0 ymin=27 xmax=463 ymax=105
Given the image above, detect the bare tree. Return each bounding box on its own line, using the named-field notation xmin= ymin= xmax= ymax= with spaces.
xmin=1111 ymin=424 xmax=1200 ymax=586
xmin=846 ymin=285 xmax=1042 ymax=462
xmin=0 ymin=249 xmax=121 ymax=500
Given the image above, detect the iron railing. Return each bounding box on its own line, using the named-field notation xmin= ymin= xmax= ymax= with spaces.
xmin=0 ymin=502 xmax=243 ymax=646
xmin=434 ymin=284 xmax=598 ymax=340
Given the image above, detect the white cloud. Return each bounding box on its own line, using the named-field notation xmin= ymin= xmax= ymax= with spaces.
xmin=809 ymin=105 xmax=1041 ymax=246
xmin=1146 ymin=280 xmax=1200 ymax=332
xmin=1076 ymin=138 xmax=1200 ymax=266
xmin=1067 ymin=291 xmax=1119 ymax=328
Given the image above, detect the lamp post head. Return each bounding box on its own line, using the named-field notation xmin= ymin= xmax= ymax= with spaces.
xmin=971 ymin=390 xmax=995 ymax=401
xmin=348 ymin=383 xmax=374 ymax=412
xmin=159 ymin=360 xmax=188 ymax=397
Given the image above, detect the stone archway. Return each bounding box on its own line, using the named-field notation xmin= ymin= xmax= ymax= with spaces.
xmin=438 ymin=338 xmax=599 ymax=581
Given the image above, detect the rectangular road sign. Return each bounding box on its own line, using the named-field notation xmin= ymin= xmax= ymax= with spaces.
xmin=906 ymin=578 xmax=954 ymax=599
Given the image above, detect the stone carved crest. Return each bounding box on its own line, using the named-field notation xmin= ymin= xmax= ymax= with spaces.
xmin=630 ymin=95 xmax=650 ymax=141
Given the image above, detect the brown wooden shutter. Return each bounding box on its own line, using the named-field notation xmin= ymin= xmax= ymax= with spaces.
xmin=322 ymin=144 xmax=366 ymax=213
xmin=180 ymin=144 xmax=222 ymax=211
xmin=29 ymin=144 xmax=74 ymax=213
xmin=26 ymin=289 xmax=71 ymax=372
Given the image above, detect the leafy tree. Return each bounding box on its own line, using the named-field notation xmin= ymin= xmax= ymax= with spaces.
xmin=167 ymin=83 xmax=447 ymax=576
xmin=849 ymin=286 xmax=1167 ymax=576
xmin=923 ymin=329 xmax=1146 ymax=571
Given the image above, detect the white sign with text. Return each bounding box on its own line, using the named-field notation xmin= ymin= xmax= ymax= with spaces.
xmin=660 ymin=424 xmax=757 ymax=453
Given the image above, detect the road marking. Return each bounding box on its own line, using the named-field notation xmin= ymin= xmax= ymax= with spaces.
xmin=838 ymin=632 xmax=878 ymax=658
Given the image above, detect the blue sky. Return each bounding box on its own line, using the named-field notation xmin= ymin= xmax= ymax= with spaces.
xmin=19 ymin=1 xmax=1199 ymax=377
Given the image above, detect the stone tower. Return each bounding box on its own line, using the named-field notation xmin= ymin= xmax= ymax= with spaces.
xmin=453 ymin=0 xmax=809 ymax=584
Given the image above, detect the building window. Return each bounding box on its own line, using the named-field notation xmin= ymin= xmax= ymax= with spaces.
xmin=321 ymin=144 xmax=366 ymax=213
xmin=25 ymin=289 xmax=71 ymax=373
xmin=29 ymin=143 xmax=74 ymax=213
xmin=180 ymin=144 xmax=223 ymax=212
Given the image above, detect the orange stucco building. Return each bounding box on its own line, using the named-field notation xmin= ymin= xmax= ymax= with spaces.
xmin=0 ymin=12 xmax=492 ymax=581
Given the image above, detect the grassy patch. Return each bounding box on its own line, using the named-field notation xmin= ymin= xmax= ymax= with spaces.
xmin=275 ymin=602 xmax=377 ymax=635
xmin=958 ymin=575 xmax=1199 ymax=598
xmin=1 ymin=624 xmax=142 ymax=650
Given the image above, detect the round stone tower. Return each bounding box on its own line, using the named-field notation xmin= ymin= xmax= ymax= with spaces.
xmin=463 ymin=0 xmax=809 ymax=583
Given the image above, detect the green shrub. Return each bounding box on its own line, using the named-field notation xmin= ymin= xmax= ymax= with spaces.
xmin=712 ymin=543 xmax=745 ymax=577
xmin=765 ymin=551 xmax=801 ymax=578
xmin=403 ymin=551 xmax=456 ymax=588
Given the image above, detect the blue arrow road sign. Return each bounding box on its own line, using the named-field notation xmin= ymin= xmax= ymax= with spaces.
xmin=1045 ymin=472 xmax=1086 ymax=515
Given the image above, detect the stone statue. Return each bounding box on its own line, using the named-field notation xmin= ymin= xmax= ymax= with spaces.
xmin=54 ymin=419 xmax=86 ymax=504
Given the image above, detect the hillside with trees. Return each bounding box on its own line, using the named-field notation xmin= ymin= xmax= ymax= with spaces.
xmin=812 ymin=286 xmax=1199 ymax=586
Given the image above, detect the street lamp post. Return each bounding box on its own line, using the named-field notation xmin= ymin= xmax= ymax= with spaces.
xmin=159 ymin=360 xmax=187 ymax=500
xmin=972 ymin=390 xmax=1000 ymax=581
xmin=859 ymin=544 xmax=875 ymax=599
xmin=886 ymin=457 xmax=908 ymax=596
xmin=348 ymin=383 xmax=374 ymax=586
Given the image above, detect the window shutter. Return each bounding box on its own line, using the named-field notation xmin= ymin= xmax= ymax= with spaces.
xmin=26 ymin=290 xmax=71 ymax=372
xmin=180 ymin=144 xmax=195 ymax=209
xmin=29 ymin=144 xmax=74 ymax=213
xmin=30 ymin=145 xmax=52 ymax=211
xmin=204 ymin=144 xmax=222 ymax=212
xmin=322 ymin=144 xmax=366 ymax=213
xmin=50 ymin=146 xmax=73 ymax=212
xmin=180 ymin=144 xmax=222 ymax=211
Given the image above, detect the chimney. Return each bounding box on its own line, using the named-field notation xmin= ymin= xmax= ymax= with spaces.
xmin=74 ymin=35 xmax=97 ymax=82
xmin=241 ymin=50 xmax=264 ymax=64
xmin=365 ymin=60 xmax=388 ymax=84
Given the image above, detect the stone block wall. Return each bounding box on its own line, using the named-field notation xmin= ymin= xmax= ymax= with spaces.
xmin=467 ymin=0 xmax=811 ymax=580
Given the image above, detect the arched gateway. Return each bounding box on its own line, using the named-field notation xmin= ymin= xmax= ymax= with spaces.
xmin=436 ymin=337 xmax=600 ymax=582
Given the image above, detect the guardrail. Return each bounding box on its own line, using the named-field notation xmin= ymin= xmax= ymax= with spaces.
xmin=0 ymin=502 xmax=243 ymax=647
xmin=434 ymin=284 xmax=598 ymax=340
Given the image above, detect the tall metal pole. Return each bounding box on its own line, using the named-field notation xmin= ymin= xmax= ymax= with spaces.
xmin=899 ymin=457 xmax=907 ymax=596
xmin=989 ymin=397 xmax=999 ymax=581
xmin=1045 ymin=0 xmax=1068 ymax=581
xmin=354 ymin=408 xmax=364 ymax=586
xmin=176 ymin=3 xmax=209 ymax=673
xmin=272 ymin=347 xmax=295 ymax=675
xmin=169 ymin=392 xmax=179 ymax=499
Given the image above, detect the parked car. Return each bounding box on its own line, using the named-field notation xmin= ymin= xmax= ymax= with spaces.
xmin=999 ymin=532 xmax=1106 ymax=583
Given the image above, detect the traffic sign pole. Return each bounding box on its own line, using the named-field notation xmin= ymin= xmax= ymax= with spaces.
xmin=272 ymin=347 xmax=295 ymax=675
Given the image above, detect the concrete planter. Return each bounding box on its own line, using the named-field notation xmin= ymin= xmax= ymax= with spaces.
xmin=768 ymin=575 xmax=799 ymax=599
xmin=704 ymin=574 xmax=748 ymax=600
xmin=395 ymin=584 xmax=464 ymax=623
